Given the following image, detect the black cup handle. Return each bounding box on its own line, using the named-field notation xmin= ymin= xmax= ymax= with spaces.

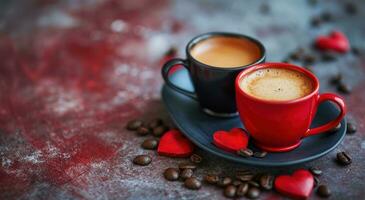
xmin=162 ymin=58 xmax=197 ymax=99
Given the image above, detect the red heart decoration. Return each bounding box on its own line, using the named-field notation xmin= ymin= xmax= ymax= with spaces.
xmin=315 ymin=30 xmax=350 ymax=53
xmin=213 ymin=128 xmax=249 ymax=153
xmin=275 ymin=169 xmax=314 ymax=199
xmin=157 ymin=129 xmax=194 ymax=157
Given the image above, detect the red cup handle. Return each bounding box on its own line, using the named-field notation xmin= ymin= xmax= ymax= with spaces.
xmin=305 ymin=93 xmax=346 ymax=137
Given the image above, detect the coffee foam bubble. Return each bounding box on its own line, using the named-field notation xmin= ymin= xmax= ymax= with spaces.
xmin=239 ymin=68 xmax=314 ymax=101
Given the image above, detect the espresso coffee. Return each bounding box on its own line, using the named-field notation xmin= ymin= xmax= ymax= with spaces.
xmin=190 ymin=36 xmax=262 ymax=68
xmin=239 ymin=68 xmax=314 ymax=101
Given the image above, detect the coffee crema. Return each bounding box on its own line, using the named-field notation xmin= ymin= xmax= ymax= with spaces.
xmin=190 ymin=36 xmax=262 ymax=68
xmin=239 ymin=68 xmax=314 ymax=101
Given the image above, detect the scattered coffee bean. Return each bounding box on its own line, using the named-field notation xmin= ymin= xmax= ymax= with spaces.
xmin=321 ymin=12 xmax=333 ymax=22
xmin=330 ymin=74 xmax=342 ymax=85
xmin=253 ymin=151 xmax=267 ymax=158
xmin=147 ymin=118 xmax=163 ymax=129
xmin=217 ymin=177 xmax=232 ymax=187
xmin=311 ymin=16 xmax=322 ymax=27
xmin=164 ymin=168 xmax=179 ymax=181
xmin=352 ymin=47 xmax=360 ymax=56
xmin=321 ymin=52 xmax=337 ymax=62
xmin=260 ymin=174 xmax=274 ymax=190
xmin=180 ymin=169 xmax=194 ymax=180
xmin=327 ymin=123 xmax=341 ymax=133
xmin=246 ymin=187 xmax=260 ymax=199
xmin=344 ymin=2 xmax=357 ymax=15
xmin=164 ymin=47 xmax=177 ymax=56
xmin=290 ymin=51 xmax=301 ymax=60
xmin=236 ymin=169 xmax=254 ymax=182
xmin=232 ymin=180 xmax=242 ymax=186
xmin=237 ymin=148 xmax=253 ymax=157
xmin=236 ymin=183 xmax=249 ymax=197
xmin=178 ymin=162 xmax=197 ymax=170
xmin=317 ymin=185 xmax=331 ymax=198
xmin=259 ymin=3 xmax=270 ymax=14
xmin=136 ymin=126 xmax=150 ymax=136
xmin=126 ymin=119 xmax=143 ymax=130
xmin=309 ymin=167 xmax=322 ymax=176
xmin=133 ymin=155 xmax=151 ymax=166
xmin=336 ymin=151 xmax=352 ymax=166
xmin=314 ymin=176 xmax=320 ymax=187
xmin=141 ymin=138 xmax=159 ymax=150
xmin=204 ymin=174 xmax=219 ymax=184
xmin=190 ymin=154 xmax=202 ymax=164
xmin=337 ymin=82 xmax=352 ymax=94
xmin=303 ymin=54 xmax=316 ymax=64
xmin=347 ymin=122 xmax=357 ymax=134
xmin=224 ymin=185 xmax=237 ymax=198
xmin=152 ymin=126 xmax=168 ymax=137
xmin=184 ymin=177 xmax=201 ymax=190
xmin=248 ymin=181 xmax=260 ymax=187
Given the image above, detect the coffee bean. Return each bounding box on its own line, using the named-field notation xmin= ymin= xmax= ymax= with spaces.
xmin=180 ymin=169 xmax=193 ymax=180
xmin=141 ymin=138 xmax=159 ymax=150
xmin=309 ymin=167 xmax=322 ymax=176
xmin=190 ymin=154 xmax=202 ymax=164
xmin=126 ymin=119 xmax=143 ymax=130
xmin=344 ymin=2 xmax=357 ymax=15
xmin=311 ymin=16 xmax=322 ymax=27
xmin=347 ymin=122 xmax=357 ymax=134
xmin=164 ymin=168 xmax=179 ymax=181
xmin=184 ymin=177 xmax=201 ymax=190
xmin=289 ymin=51 xmax=302 ymax=61
xmin=336 ymin=151 xmax=352 ymax=166
xmin=152 ymin=126 xmax=168 ymax=137
xmin=337 ymin=82 xmax=352 ymax=94
xmin=232 ymin=180 xmax=242 ymax=186
xmin=321 ymin=52 xmax=337 ymax=62
xmin=260 ymin=174 xmax=274 ymax=190
xmin=248 ymin=181 xmax=260 ymax=187
xmin=133 ymin=155 xmax=151 ymax=166
xmin=314 ymin=176 xmax=320 ymax=187
xmin=352 ymin=47 xmax=361 ymax=56
xmin=330 ymin=73 xmax=342 ymax=85
xmin=178 ymin=162 xmax=197 ymax=170
xmin=221 ymin=185 xmax=235 ymax=198
xmin=164 ymin=47 xmax=177 ymax=56
xmin=217 ymin=177 xmax=232 ymax=187
xmin=236 ymin=183 xmax=249 ymax=197
xmin=327 ymin=123 xmax=341 ymax=133
xmin=236 ymin=169 xmax=254 ymax=182
xmin=237 ymin=148 xmax=253 ymax=158
xmin=253 ymin=151 xmax=267 ymax=158
xmin=317 ymin=185 xmax=331 ymax=198
xmin=246 ymin=187 xmax=260 ymax=199
xmin=321 ymin=12 xmax=333 ymax=22
xmin=136 ymin=126 xmax=150 ymax=136
xmin=147 ymin=118 xmax=163 ymax=129
xmin=303 ymin=54 xmax=316 ymax=64
xmin=204 ymin=174 xmax=219 ymax=184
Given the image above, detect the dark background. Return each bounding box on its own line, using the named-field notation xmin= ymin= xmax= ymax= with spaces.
xmin=0 ymin=0 xmax=364 ymax=199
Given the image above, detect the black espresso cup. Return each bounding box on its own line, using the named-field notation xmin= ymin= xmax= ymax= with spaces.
xmin=162 ymin=32 xmax=266 ymax=117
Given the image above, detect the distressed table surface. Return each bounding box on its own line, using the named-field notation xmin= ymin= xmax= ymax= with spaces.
xmin=0 ymin=0 xmax=364 ymax=199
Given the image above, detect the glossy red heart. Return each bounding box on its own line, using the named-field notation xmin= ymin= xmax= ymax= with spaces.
xmin=315 ymin=30 xmax=349 ymax=53
xmin=213 ymin=128 xmax=249 ymax=153
xmin=275 ymin=169 xmax=314 ymax=199
xmin=157 ymin=129 xmax=194 ymax=157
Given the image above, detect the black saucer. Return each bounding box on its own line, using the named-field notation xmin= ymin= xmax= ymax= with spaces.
xmin=161 ymin=69 xmax=346 ymax=167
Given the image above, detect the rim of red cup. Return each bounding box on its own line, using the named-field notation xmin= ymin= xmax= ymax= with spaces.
xmin=235 ymin=62 xmax=320 ymax=105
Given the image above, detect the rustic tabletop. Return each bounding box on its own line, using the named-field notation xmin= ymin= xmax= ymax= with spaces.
xmin=0 ymin=0 xmax=364 ymax=199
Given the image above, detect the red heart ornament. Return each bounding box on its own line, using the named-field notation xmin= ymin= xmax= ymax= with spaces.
xmin=275 ymin=169 xmax=314 ymax=199
xmin=157 ymin=129 xmax=194 ymax=157
xmin=315 ymin=30 xmax=350 ymax=53
xmin=213 ymin=128 xmax=249 ymax=153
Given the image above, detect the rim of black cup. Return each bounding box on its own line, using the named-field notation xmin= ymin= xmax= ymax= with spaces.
xmin=186 ymin=32 xmax=266 ymax=71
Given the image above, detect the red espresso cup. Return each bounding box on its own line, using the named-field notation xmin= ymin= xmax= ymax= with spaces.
xmin=235 ymin=63 xmax=346 ymax=152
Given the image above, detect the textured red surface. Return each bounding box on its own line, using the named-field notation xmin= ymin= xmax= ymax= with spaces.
xmin=0 ymin=0 xmax=364 ymax=199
